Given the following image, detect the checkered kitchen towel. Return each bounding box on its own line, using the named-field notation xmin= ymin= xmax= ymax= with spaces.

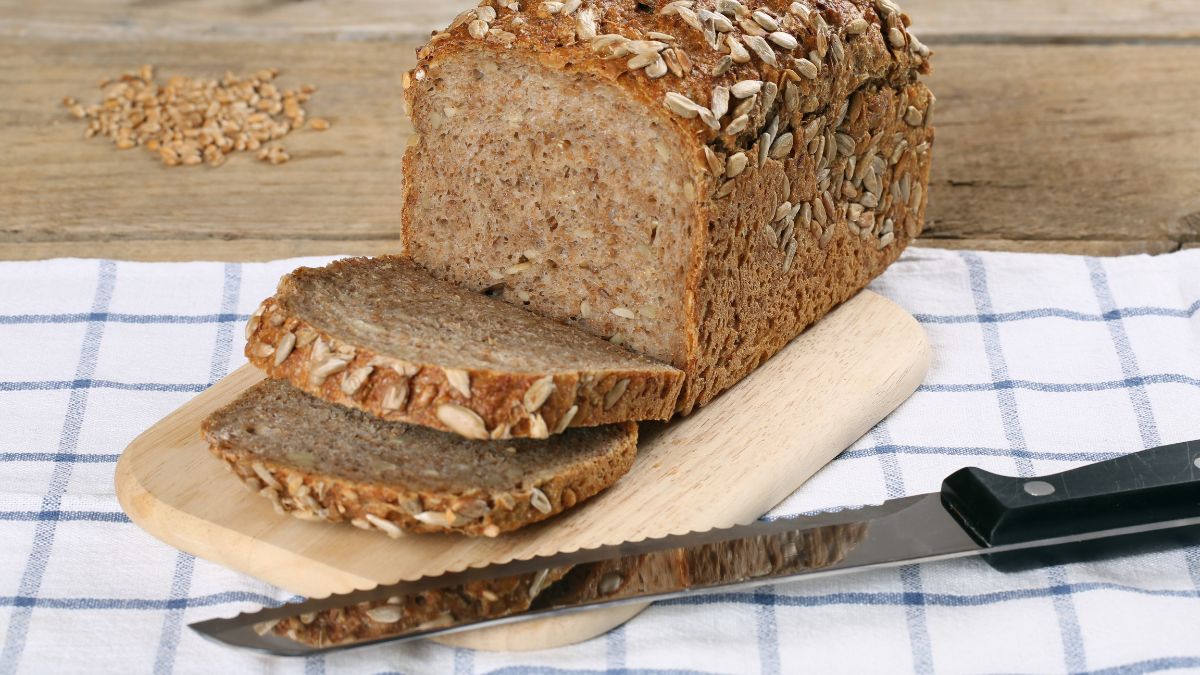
xmin=1 ymin=248 xmax=1198 ymax=674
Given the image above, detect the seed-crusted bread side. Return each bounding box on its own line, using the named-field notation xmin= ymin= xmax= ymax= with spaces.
xmin=202 ymin=379 xmax=638 ymax=537
xmin=402 ymin=0 xmax=933 ymax=414
xmin=245 ymin=257 xmax=683 ymax=439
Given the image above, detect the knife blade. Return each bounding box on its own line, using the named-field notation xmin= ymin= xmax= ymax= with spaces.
xmin=191 ymin=438 xmax=1200 ymax=656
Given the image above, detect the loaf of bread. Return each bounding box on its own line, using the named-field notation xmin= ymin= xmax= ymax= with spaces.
xmin=245 ymin=257 xmax=683 ymax=438
xmin=403 ymin=0 xmax=933 ymax=413
xmin=203 ymin=379 xmax=638 ymax=537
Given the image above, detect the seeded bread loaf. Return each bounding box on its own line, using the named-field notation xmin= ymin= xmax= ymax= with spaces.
xmin=402 ymin=0 xmax=934 ymax=414
xmin=202 ymin=379 xmax=638 ymax=537
xmin=245 ymin=257 xmax=683 ymax=439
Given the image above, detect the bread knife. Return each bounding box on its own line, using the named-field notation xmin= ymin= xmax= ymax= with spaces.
xmin=191 ymin=439 xmax=1200 ymax=655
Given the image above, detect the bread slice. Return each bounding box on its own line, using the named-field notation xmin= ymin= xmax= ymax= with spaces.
xmin=202 ymin=379 xmax=638 ymax=537
xmin=245 ymin=256 xmax=683 ymax=439
xmin=402 ymin=0 xmax=934 ymax=414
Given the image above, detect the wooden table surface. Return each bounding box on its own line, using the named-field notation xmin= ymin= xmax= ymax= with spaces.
xmin=2 ymin=0 xmax=1198 ymax=261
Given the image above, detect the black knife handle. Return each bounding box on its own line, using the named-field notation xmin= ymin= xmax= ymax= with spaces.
xmin=941 ymin=439 xmax=1200 ymax=547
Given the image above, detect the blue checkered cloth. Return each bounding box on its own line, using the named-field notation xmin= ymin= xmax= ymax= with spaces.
xmin=1 ymin=249 xmax=1198 ymax=674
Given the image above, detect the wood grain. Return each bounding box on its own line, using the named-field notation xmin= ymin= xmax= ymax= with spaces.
xmin=4 ymin=0 xmax=1197 ymax=41
xmin=115 ymin=290 xmax=930 ymax=649
xmin=0 ymin=40 xmax=411 ymax=244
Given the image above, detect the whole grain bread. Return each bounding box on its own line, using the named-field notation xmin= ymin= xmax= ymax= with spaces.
xmin=245 ymin=256 xmax=683 ymax=439
xmin=402 ymin=0 xmax=934 ymax=414
xmin=202 ymin=379 xmax=638 ymax=537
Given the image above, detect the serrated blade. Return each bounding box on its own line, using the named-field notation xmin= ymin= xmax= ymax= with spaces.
xmin=191 ymin=493 xmax=986 ymax=655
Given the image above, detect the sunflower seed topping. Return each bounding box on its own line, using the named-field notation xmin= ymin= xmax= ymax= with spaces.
xmin=444 ymin=368 xmax=472 ymax=398
xmin=710 ymin=85 xmax=730 ymax=119
xmin=752 ymin=9 xmax=780 ymax=31
xmin=523 ymin=376 xmax=556 ymax=413
xmin=742 ymin=35 xmax=778 ymax=66
xmin=888 ymin=27 xmax=906 ymax=48
xmin=725 ymin=34 xmax=751 ymax=63
xmin=273 ymin=332 xmax=296 ymax=365
xmin=731 ymin=80 xmax=763 ymax=99
xmin=576 ymin=9 xmax=597 ymax=39
xmin=436 ymin=403 xmax=489 ymax=440
xmin=664 ymin=91 xmax=703 ymax=118
xmin=713 ymin=55 xmax=734 ymax=75
xmin=770 ymin=132 xmax=794 ymax=159
xmin=468 ymin=19 xmax=489 ymax=39
xmin=529 ymin=568 xmax=552 ymax=599
xmin=530 ymin=487 xmax=553 ymax=514
xmin=366 ymin=513 xmax=404 ymax=538
xmin=340 ymin=365 xmax=373 ymax=395
xmin=604 ymin=378 xmax=631 ymax=410
xmin=725 ymin=113 xmax=750 ymax=136
xmin=847 ymin=17 xmax=870 ymax=35
xmin=554 ymin=405 xmax=579 ymax=434
xmin=795 ymin=58 xmax=818 ymax=79
xmin=725 ymin=151 xmax=749 ymax=177
xmin=380 ymin=383 xmax=408 ymax=412
xmin=365 ymin=605 xmax=404 ymax=623
xmin=769 ymin=32 xmax=798 ymax=50
xmin=599 ymin=572 xmax=624 ymax=595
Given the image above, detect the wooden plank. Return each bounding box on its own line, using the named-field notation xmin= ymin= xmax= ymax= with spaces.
xmin=0 ymin=39 xmax=411 ymax=244
xmin=915 ymin=239 xmax=1180 ymax=257
xmin=115 ymin=291 xmax=930 ymax=647
xmin=3 ymin=0 xmax=1198 ymax=42
xmin=0 ymin=239 xmax=402 ymax=262
xmin=923 ymin=44 xmax=1200 ymax=248
xmin=5 ymin=40 xmax=1198 ymax=259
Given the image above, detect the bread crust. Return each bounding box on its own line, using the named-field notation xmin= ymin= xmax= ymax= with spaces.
xmin=245 ymin=258 xmax=684 ymax=439
xmin=402 ymin=0 xmax=934 ymax=413
xmin=202 ymin=382 xmax=639 ymax=537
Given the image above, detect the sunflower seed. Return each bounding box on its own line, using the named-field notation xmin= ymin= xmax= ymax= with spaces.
xmin=554 ymin=405 xmax=579 ymax=434
xmin=742 ymin=35 xmax=778 ymax=66
xmin=783 ymin=238 xmax=798 ymax=272
xmin=725 ymin=151 xmax=749 ymax=177
xmin=530 ymin=487 xmax=553 ymax=514
xmin=468 ymin=19 xmax=489 ymax=39
xmin=752 ymin=9 xmax=780 ymax=31
xmin=875 ymin=0 xmax=901 ymax=18
xmin=273 ymin=332 xmax=296 ymax=365
xmin=699 ymin=9 xmax=735 ymax=32
xmin=703 ymin=146 xmax=723 ymax=175
xmin=789 ymin=2 xmax=812 ymax=21
xmin=599 ymin=572 xmax=624 ymax=595
xmin=251 ymin=342 xmax=274 ymax=359
xmin=904 ymin=106 xmax=924 ymax=126
xmin=365 ymin=605 xmax=404 ymax=623
xmin=847 ymin=17 xmax=870 ymax=35
xmin=645 ymin=55 xmax=669 ymax=78
xmin=444 ymin=368 xmax=472 ymax=398
xmin=340 ymin=365 xmax=373 ymax=395
xmin=756 ymin=133 xmax=770 ymax=168
xmin=560 ymin=0 xmax=581 ymax=15
xmin=253 ymin=620 xmax=279 ymax=636
xmin=784 ymin=81 xmax=800 ymax=112
xmin=662 ymin=48 xmax=687 ymax=77
xmin=717 ymin=0 xmax=747 ymax=17
xmin=541 ymin=1 xmax=563 ymax=13
xmin=731 ymin=79 xmax=763 ymax=99
xmin=715 ymin=179 xmax=736 ymax=198
xmin=836 ymin=132 xmax=856 ymax=156
xmin=774 ymin=201 xmax=793 ymax=222
xmin=713 ymin=55 xmax=734 ymax=75
xmin=527 ymin=413 xmax=549 ymax=439
xmin=660 ymin=0 xmax=693 ymax=15
xmin=523 ymin=376 xmax=556 ymax=413
xmin=294 ymin=326 xmax=317 ymax=348
xmin=725 ymin=35 xmax=751 ymax=63
xmin=732 ymin=94 xmax=756 ymax=118
xmin=710 ymin=86 xmax=731 ymax=120
xmin=761 ymin=81 xmax=778 ymax=112
xmin=725 ymin=113 xmax=750 ymax=135
xmin=365 ymin=513 xmax=404 ymax=538
xmin=251 ymin=462 xmax=281 ymax=490
xmin=436 ymin=404 xmax=489 ymax=439
xmin=612 ymin=306 xmax=636 ymax=319
xmin=830 ymin=33 xmax=844 ymax=62
xmin=413 ymin=510 xmax=456 ymax=527
xmin=627 ymin=50 xmax=660 ymax=70
xmin=770 ymin=132 xmax=794 ymax=159
xmin=604 ymin=378 xmax=631 ymax=410
xmin=664 ymin=92 xmax=703 ymax=118
xmin=529 ymin=568 xmax=552 ymax=599
xmin=677 ymin=6 xmax=704 ymax=31
xmin=911 ymin=182 xmax=924 ymax=210
xmin=244 ymin=315 xmax=261 ymax=340
xmin=813 ymin=197 xmax=827 ymax=225
xmin=576 ymin=9 xmax=597 ymax=39
xmin=309 ymin=357 xmax=348 ymax=386
xmin=769 ymin=32 xmax=798 ymax=50
xmin=794 ymin=58 xmax=818 ymax=79
xmin=878 ymin=231 xmax=896 ymax=249
xmin=888 ymin=27 xmax=906 ymax=48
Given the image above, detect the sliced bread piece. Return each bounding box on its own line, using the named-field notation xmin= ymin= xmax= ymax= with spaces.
xmin=245 ymin=256 xmax=683 ymax=439
xmin=202 ymin=379 xmax=638 ymax=537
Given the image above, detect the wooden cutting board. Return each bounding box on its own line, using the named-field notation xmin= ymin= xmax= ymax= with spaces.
xmin=115 ymin=289 xmax=929 ymax=651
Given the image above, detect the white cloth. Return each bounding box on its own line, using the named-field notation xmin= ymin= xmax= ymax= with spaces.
xmin=0 ymin=248 xmax=1198 ymax=674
